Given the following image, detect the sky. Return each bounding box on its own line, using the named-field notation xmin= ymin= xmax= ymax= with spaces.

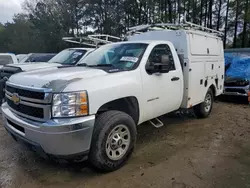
xmin=0 ymin=0 xmax=25 ymax=23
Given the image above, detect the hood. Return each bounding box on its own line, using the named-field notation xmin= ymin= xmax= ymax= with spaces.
xmin=6 ymin=62 xmax=60 ymax=71
xmin=8 ymin=67 xmax=108 ymax=92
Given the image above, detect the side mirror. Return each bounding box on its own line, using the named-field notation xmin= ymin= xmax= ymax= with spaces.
xmin=146 ymin=55 xmax=170 ymax=74
xmin=159 ymin=55 xmax=170 ymax=73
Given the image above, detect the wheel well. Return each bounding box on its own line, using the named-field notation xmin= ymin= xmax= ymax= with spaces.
xmin=209 ymin=84 xmax=216 ymax=97
xmin=97 ymin=97 xmax=140 ymax=124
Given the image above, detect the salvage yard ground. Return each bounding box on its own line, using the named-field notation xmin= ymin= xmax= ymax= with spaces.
xmin=1 ymin=99 xmax=250 ymax=188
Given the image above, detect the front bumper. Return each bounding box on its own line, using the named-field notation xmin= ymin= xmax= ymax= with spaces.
xmin=1 ymin=103 xmax=95 ymax=158
xmin=223 ymin=85 xmax=250 ymax=97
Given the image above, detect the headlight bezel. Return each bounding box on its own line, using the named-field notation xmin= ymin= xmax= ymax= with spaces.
xmin=51 ymin=90 xmax=89 ymax=118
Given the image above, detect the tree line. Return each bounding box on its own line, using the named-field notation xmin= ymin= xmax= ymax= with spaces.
xmin=0 ymin=0 xmax=249 ymax=54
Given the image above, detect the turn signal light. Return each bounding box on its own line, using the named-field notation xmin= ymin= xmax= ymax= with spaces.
xmin=77 ymin=104 xmax=88 ymax=116
xmin=80 ymin=93 xmax=87 ymax=103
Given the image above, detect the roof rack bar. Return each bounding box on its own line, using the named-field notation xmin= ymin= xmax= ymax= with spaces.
xmin=127 ymin=14 xmax=224 ymax=37
xmin=62 ymin=34 xmax=122 ymax=47
xmin=89 ymin=34 xmax=121 ymax=40
xmin=88 ymin=34 xmax=122 ymax=44
xmin=183 ymin=16 xmax=223 ymax=36
xmin=62 ymin=37 xmax=97 ymax=47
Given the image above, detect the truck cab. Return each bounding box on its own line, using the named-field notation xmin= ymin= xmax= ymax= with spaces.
xmin=1 ymin=23 xmax=224 ymax=172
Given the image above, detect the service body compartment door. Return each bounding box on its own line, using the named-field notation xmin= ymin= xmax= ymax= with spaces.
xmin=189 ymin=33 xmax=221 ymax=56
xmin=184 ymin=33 xmax=224 ymax=107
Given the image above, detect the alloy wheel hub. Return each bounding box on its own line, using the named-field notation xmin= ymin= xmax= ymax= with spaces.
xmin=106 ymin=125 xmax=131 ymax=161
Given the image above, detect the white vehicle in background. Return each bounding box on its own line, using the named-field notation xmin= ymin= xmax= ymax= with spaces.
xmin=0 ymin=34 xmax=120 ymax=76
xmin=19 ymin=53 xmax=57 ymax=64
xmin=0 ymin=48 xmax=94 ymax=105
xmin=0 ymin=48 xmax=94 ymax=79
xmin=0 ymin=53 xmax=18 ymax=68
xmin=16 ymin=54 xmax=28 ymax=62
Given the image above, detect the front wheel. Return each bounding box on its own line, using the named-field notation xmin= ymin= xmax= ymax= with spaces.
xmin=193 ymin=88 xmax=214 ymax=118
xmin=89 ymin=110 xmax=137 ymax=172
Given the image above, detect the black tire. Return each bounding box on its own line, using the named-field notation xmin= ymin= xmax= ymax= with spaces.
xmin=193 ymin=88 xmax=214 ymax=118
xmin=89 ymin=110 xmax=137 ymax=172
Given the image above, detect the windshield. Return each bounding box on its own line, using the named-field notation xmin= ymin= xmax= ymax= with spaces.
xmin=24 ymin=53 xmax=56 ymax=63
xmin=49 ymin=49 xmax=87 ymax=65
xmin=0 ymin=55 xmax=14 ymax=65
xmin=79 ymin=43 xmax=148 ymax=71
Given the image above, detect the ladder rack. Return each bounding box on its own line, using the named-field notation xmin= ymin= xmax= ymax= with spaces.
xmin=127 ymin=17 xmax=224 ymax=37
xmin=62 ymin=36 xmax=96 ymax=47
xmin=62 ymin=34 xmax=122 ymax=48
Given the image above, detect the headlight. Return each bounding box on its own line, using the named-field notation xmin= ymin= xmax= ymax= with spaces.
xmin=52 ymin=91 xmax=88 ymax=118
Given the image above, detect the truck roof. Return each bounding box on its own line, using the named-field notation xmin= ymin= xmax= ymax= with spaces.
xmin=104 ymin=40 xmax=169 ymax=45
xmin=128 ymin=29 xmax=222 ymax=41
xmin=127 ymin=20 xmax=223 ymax=39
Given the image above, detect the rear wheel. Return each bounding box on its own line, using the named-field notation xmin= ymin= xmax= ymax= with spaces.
xmin=89 ymin=110 xmax=137 ymax=172
xmin=193 ymin=88 xmax=214 ymax=118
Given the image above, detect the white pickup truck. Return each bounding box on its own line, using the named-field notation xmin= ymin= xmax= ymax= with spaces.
xmin=2 ymin=26 xmax=224 ymax=172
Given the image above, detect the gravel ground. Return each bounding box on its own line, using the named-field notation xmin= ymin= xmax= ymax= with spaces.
xmin=1 ymin=99 xmax=250 ymax=188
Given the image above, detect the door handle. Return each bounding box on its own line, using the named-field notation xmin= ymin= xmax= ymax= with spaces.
xmin=171 ymin=77 xmax=180 ymax=81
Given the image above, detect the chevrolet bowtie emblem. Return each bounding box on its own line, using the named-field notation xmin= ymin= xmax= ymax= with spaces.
xmin=11 ymin=93 xmax=20 ymax=105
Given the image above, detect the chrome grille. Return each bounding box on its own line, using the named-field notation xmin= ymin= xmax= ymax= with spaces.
xmin=6 ymin=85 xmax=45 ymax=100
xmin=6 ymin=97 xmax=44 ymax=118
xmin=5 ymin=82 xmax=52 ymax=122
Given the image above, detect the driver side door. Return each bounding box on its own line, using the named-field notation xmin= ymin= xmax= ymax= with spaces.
xmin=140 ymin=43 xmax=183 ymax=121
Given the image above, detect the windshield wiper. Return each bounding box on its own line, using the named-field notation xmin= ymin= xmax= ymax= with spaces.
xmin=91 ymin=64 xmax=115 ymax=67
xmin=49 ymin=61 xmax=63 ymax=64
xmin=77 ymin=64 xmax=116 ymax=68
xmin=77 ymin=63 xmax=88 ymax=67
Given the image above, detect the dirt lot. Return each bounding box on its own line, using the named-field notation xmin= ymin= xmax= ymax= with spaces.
xmin=1 ymin=99 xmax=250 ymax=188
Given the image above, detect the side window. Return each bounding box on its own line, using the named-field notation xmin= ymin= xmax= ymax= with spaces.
xmin=147 ymin=44 xmax=175 ymax=71
xmin=0 ymin=55 xmax=14 ymax=65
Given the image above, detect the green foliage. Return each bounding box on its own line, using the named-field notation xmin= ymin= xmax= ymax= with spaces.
xmin=1 ymin=0 xmax=250 ymax=52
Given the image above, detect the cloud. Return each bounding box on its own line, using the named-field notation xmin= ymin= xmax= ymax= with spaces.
xmin=0 ymin=0 xmax=25 ymax=23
